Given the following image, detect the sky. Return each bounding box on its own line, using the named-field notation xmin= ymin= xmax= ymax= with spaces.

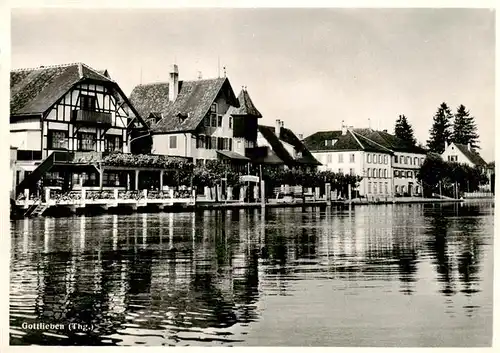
xmin=10 ymin=8 xmax=496 ymax=161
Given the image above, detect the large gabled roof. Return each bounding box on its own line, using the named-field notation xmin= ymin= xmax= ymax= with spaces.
xmin=129 ymin=77 xmax=239 ymax=134
xmin=258 ymin=125 xmax=320 ymax=166
xmin=304 ymin=127 xmax=427 ymax=154
xmin=453 ymin=143 xmax=487 ymax=166
xmin=303 ymin=130 xmax=343 ymax=151
xmin=10 ymin=63 xmax=114 ymax=116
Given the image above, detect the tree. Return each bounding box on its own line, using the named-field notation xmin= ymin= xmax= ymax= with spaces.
xmin=394 ymin=114 xmax=416 ymax=145
xmin=452 ymin=104 xmax=480 ymax=150
xmin=427 ymin=102 xmax=453 ymax=154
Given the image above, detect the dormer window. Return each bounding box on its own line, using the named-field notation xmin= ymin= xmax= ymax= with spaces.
xmin=325 ymin=140 xmax=330 ymax=146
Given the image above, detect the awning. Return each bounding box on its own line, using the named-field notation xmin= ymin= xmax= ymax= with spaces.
xmin=216 ymin=151 xmax=250 ymax=161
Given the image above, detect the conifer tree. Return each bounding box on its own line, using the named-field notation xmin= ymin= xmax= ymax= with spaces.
xmin=427 ymin=102 xmax=453 ymax=154
xmin=394 ymin=114 xmax=416 ymax=146
xmin=452 ymin=104 xmax=480 ymax=150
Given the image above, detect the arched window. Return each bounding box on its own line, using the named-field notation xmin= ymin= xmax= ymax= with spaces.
xmin=401 ymin=185 xmax=406 ymax=193
xmin=367 ymin=168 xmax=371 ymax=178
xmin=384 ymin=169 xmax=387 ymax=178
xmin=379 ymin=168 xmax=382 ymax=178
xmin=367 ymin=154 xmax=372 ymax=163
xmin=368 ymin=182 xmax=372 ymax=194
xmin=408 ymin=171 xmax=413 ymax=178
xmin=394 ymin=170 xmax=398 ymax=177
xmin=374 ymin=169 xmax=378 ymax=178
xmin=414 ymin=157 xmax=418 ymax=165
xmin=395 ymin=155 xmax=399 ymax=163
xmin=395 ymin=185 xmax=399 ymax=193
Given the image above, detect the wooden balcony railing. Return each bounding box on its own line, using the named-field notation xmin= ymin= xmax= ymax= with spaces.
xmin=72 ymin=109 xmax=112 ymax=125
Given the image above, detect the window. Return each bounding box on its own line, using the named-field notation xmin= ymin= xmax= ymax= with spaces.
xmin=79 ymin=95 xmax=96 ymax=110
xmin=373 ymin=154 xmax=376 ymax=163
xmin=350 ymin=153 xmax=355 ymax=163
xmin=378 ymin=155 xmax=382 ymax=164
xmin=325 ymin=140 xmax=330 ymax=146
xmin=197 ymin=135 xmax=205 ymax=149
xmin=217 ymin=115 xmax=223 ymax=127
xmin=229 ymin=117 xmax=233 ymax=129
xmin=414 ymin=157 xmax=418 ymax=165
xmin=169 ymin=135 xmax=177 ymax=149
xmin=211 ymin=114 xmax=217 ymax=127
xmin=48 ymin=130 xmax=68 ymax=149
xmin=211 ymin=136 xmax=217 ymax=150
xmin=408 ymin=171 xmax=413 ymax=178
xmin=338 ymin=154 xmax=343 ymax=163
xmin=367 ymin=168 xmax=370 ymax=178
xmin=448 ymin=155 xmax=458 ymax=162
xmin=385 ymin=182 xmax=388 ymax=194
xmin=384 ymin=155 xmax=388 ymax=164
xmin=368 ymin=182 xmax=372 ymax=194
xmin=367 ymin=154 xmax=372 ymax=163
xmin=394 ymin=170 xmax=398 ymax=177
xmin=106 ymin=135 xmax=123 ymax=152
xmin=420 ymin=158 xmax=425 ymax=165
xmin=374 ymin=169 xmax=378 ymax=178
xmin=373 ymin=182 xmax=377 ymax=194
xmin=401 ymin=185 xmax=406 ymax=194
xmin=78 ymin=132 xmax=96 ymax=151
xmin=327 ymin=154 xmax=332 ymax=163
xmin=205 ymin=135 xmax=212 ymax=149
xmin=217 ymin=137 xmax=223 ymax=150
xmin=409 ymin=157 xmax=412 ymax=165
xmin=379 ymin=182 xmax=383 ymax=194
xmin=384 ymin=169 xmax=387 ymax=178
xmin=395 ymin=155 xmax=398 ymax=163
xmin=349 ymin=168 xmax=354 ymax=175
xmin=211 ymin=103 xmax=217 ymax=113
xmin=204 ymin=115 xmax=210 ymax=127
xmin=395 ymin=185 xmax=399 ymax=194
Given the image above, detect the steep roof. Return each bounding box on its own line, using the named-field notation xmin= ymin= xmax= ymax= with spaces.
xmin=454 ymin=143 xmax=487 ymax=166
xmin=10 ymin=63 xmax=113 ymax=116
xmin=258 ymin=125 xmax=320 ymax=166
xmin=129 ymin=77 xmax=239 ymax=133
xmin=358 ymin=129 xmax=427 ymax=154
xmin=227 ymin=89 xmax=262 ymax=117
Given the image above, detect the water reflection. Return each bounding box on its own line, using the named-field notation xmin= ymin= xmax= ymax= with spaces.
xmin=10 ymin=202 xmax=493 ymax=346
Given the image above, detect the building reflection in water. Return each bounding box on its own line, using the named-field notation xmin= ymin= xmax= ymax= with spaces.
xmin=9 ymin=202 xmax=492 ymax=345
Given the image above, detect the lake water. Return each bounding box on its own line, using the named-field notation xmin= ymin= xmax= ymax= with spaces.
xmin=10 ymin=202 xmax=494 ymax=347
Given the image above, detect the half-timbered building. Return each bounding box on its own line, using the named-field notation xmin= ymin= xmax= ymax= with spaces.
xmin=10 ymin=63 xmax=151 ymax=196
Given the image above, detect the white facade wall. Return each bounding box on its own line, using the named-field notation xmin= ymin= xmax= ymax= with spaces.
xmin=362 ymin=151 xmax=392 ymax=198
xmin=392 ymin=152 xmax=426 ymax=195
xmin=152 ymin=133 xmax=190 ymax=157
xmin=441 ymin=143 xmax=476 ymax=168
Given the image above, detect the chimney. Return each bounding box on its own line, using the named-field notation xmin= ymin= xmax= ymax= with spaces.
xmin=468 ymin=142 xmax=471 ymax=151
xmin=298 ymin=133 xmax=303 ymax=140
xmin=275 ymin=119 xmax=281 ymax=137
xmin=444 ymin=140 xmax=448 ymax=150
xmin=169 ymin=64 xmax=179 ymax=102
xmin=383 ymin=129 xmax=387 ymax=133
xmin=341 ymin=120 xmax=347 ymax=135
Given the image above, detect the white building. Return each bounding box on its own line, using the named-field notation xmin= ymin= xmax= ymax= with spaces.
xmin=304 ymin=125 xmax=428 ymax=198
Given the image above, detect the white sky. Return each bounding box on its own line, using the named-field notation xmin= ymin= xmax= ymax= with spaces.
xmin=10 ymin=8 xmax=495 ymax=161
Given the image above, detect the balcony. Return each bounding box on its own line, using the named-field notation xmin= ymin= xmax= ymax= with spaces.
xmin=72 ymin=109 xmax=112 ymax=126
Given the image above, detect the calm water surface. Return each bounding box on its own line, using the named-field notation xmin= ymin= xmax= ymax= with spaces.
xmin=10 ymin=202 xmax=494 ymax=346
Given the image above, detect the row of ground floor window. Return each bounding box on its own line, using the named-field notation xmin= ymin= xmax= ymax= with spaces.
xmin=363 ymin=180 xmax=421 ymax=197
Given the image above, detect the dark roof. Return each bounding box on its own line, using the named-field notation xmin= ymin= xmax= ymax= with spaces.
xmin=303 ymin=131 xmax=343 ymax=151
xmin=227 ymin=89 xmax=262 ymax=118
xmin=258 ymin=125 xmax=320 ymax=166
xmin=10 ymin=63 xmax=114 ymax=116
xmin=304 ymin=128 xmax=427 ymax=154
xmin=129 ymin=77 xmax=239 ymax=133
xmin=216 ymin=150 xmax=250 ymax=161
xmin=454 ymin=143 xmax=487 ymax=166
